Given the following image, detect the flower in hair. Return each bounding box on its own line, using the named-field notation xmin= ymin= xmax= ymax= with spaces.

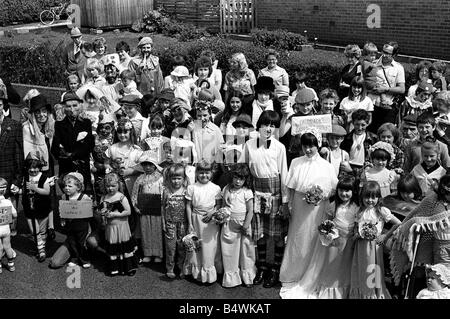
xmin=299 ymin=127 xmax=322 ymax=147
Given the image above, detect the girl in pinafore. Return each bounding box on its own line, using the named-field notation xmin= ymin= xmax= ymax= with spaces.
xmin=349 ymin=181 xmax=401 ymax=299
xmin=131 ymin=153 xmax=164 ymax=264
xmin=162 ymin=163 xmax=188 ymax=279
xmin=220 ymin=164 xmax=256 ymax=288
xmin=100 ymin=172 xmax=138 ymax=276
xmin=185 ymin=160 xmax=222 ymax=283
xmin=241 ymin=110 xmax=289 ymax=288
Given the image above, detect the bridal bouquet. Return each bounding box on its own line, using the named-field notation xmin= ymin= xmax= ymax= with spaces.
xmin=304 ymin=185 xmax=324 ymax=206
xmin=318 ymin=220 xmax=339 ymax=246
xmin=211 ymin=207 xmax=231 ymax=225
xmin=359 ymin=222 xmax=379 ymax=241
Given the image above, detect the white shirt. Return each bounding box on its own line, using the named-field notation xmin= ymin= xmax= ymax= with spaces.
xmin=340 ymin=96 xmax=374 ymax=123
xmin=251 ymin=100 xmax=274 ymax=128
xmin=349 ymin=133 xmax=366 ymax=166
xmin=241 ymin=137 xmax=288 ymax=202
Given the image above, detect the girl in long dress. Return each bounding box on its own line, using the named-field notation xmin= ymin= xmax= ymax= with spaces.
xmin=314 ymin=176 xmax=359 ymax=299
xmin=349 ymin=181 xmax=401 ymax=299
xmin=279 ymin=129 xmax=338 ymax=299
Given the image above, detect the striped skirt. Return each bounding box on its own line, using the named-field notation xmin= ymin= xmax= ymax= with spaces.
xmin=252 ymin=176 xmax=288 ymax=242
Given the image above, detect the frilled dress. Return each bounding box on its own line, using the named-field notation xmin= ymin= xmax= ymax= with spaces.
xmin=279 ymin=153 xmax=338 ymax=299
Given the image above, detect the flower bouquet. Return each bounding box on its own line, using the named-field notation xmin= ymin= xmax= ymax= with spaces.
xmin=317 ymin=219 xmax=339 ymax=246
xmin=211 ymin=207 xmax=231 ymax=225
xmin=359 ymin=222 xmax=379 ymax=240
xmin=304 ymin=185 xmax=324 ymax=206
xmin=182 ymin=233 xmax=201 ymax=252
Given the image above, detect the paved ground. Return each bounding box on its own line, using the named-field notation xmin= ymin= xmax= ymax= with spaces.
xmin=0 ymin=228 xmax=280 ymax=299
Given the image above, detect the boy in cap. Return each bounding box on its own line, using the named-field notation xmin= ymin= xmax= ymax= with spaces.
xmin=64 ymin=27 xmax=85 ymax=78
xmin=119 ymin=95 xmax=145 ymax=141
xmin=399 ymin=113 xmax=418 ymax=152
xmin=167 ymin=98 xmax=194 ymax=140
xmin=320 ymin=124 xmax=351 ymax=177
xmin=279 ymin=88 xmax=318 ymax=166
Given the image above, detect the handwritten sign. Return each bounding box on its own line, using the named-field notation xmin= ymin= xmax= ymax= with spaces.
xmin=0 ymin=206 xmax=12 ymax=226
xmin=59 ymin=200 xmax=93 ymax=219
xmin=291 ymin=114 xmax=332 ymax=135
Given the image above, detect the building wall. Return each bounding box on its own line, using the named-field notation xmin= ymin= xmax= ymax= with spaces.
xmin=255 ymin=0 xmax=450 ymax=59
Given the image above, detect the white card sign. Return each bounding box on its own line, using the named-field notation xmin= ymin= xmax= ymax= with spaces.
xmin=291 ymin=114 xmax=332 ymax=135
xmin=59 ymin=200 xmax=93 ymax=219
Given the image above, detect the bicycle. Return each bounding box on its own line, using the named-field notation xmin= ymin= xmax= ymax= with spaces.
xmin=39 ymin=3 xmax=70 ymax=26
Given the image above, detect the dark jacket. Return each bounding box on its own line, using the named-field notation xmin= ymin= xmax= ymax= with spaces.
xmin=0 ymin=117 xmax=24 ymax=195
xmin=341 ymin=130 xmax=378 ymax=164
xmin=51 ymin=117 xmax=94 ymax=188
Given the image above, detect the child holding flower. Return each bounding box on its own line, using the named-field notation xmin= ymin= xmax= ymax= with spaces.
xmin=279 ymin=129 xmax=338 ymax=299
xmin=314 ymin=176 xmax=359 ymax=298
xmin=349 ymin=181 xmax=401 ymax=299
xmin=185 ymin=160 xmax=222 ymax=283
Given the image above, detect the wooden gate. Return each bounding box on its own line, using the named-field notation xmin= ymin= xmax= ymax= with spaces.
xmin=220 ymin=0 xmax=255 ymax=34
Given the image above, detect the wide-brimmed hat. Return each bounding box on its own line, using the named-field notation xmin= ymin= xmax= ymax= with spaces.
xmin=294 ymin=88 xmax=316 ymax=104
xmin=254 ymin=76 xmax=275 ymax=94
xmin=134 ymin=152 xmax=162 ymax=172
xmin=62 ymin=91 xmax=83 ymax=103
xmin=28 ymin=95 xmax=51 ymax=113
xmin=171 ymin=66 xmax=190 ymax=78
xmin=232 ymin=113 xmax=253 ymax=128
xmin=158 ymin=88 xmax=175 ymax=102
xmin=70 ymin=27 xmax=82 ymax=38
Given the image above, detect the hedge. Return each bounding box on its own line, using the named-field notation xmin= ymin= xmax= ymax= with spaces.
xmin=0 ymin=35 xmax=417 ymax=93
xmin=0 ymin=0 xmax=70 ymax=26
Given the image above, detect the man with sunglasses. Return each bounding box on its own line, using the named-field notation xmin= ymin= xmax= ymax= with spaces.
xmin=368 ymin=41 xmax=406 ymax=132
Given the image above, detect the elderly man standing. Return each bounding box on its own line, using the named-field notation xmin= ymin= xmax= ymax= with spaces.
xmin=51 ymin=92 xmax=94 ymax=193
xmin=64 ymin=27 xmax=85 ymax=79
xmin=368 ymin=41 xmax=406 ymax=132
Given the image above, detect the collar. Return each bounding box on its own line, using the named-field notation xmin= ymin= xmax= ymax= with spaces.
xmin=421 ymin=161 xmax=441 ymax=174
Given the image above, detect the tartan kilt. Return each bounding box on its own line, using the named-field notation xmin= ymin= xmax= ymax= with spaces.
xmin=252 ymin=176 xmax=288 ymax=242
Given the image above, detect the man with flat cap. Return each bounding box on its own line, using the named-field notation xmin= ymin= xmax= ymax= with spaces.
xmin=51 ymin=92 xmax=94 ymax=193
xmin=64 ymin=27 xmax=85 ymax=78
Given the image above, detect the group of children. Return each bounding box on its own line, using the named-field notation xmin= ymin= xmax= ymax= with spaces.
xmin=1 ymin=35 xmax=450 ymax=298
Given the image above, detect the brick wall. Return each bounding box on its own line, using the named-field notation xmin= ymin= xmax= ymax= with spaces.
xmin=255 ymin=0 xmax=450 ymax=60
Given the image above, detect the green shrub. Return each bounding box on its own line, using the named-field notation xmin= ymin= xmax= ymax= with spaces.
xmin=251 ymin=28 xmax=308 ymax=51
xmin=0 ymin=0 xmax=70 ymax=26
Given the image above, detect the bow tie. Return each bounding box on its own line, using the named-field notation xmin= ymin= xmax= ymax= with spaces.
xmin=257 ymin=139 xmax=271 ymax=149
